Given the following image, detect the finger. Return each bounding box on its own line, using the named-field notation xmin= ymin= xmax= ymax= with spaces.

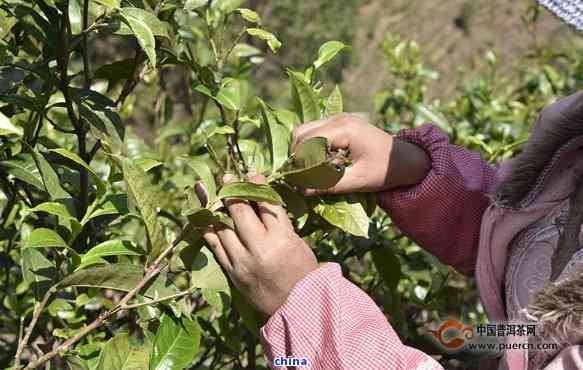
xmin=247 ymin=173 xmax=292 ymax=230
xmin=202 ymin=227 xmax=232 ymax=271
xmin=291 ymin=116 xmax=352 ymax=154
xmin=215 ymin=224 xmax=250 ymax=262
xmin=222 ymin=174 xmax=266 ymax=245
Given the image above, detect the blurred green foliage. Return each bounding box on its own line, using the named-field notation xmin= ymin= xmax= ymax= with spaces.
xmin=0 ymin=0 xmax=582 ymax=369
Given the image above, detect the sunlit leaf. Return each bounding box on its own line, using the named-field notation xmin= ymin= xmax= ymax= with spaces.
xmin=237 ymin=8 xmax=261 ymax=24
xmin=313 ymin=40 xmax=347 ymax=69
xmin=185 ymin=157 xmax=216 ymax=203
xmin=217 ymin=182 xmax=283 ymax=204
xmin=324 ymin=85 xmax=343 ymax=117
xmin=120 ymin=9 xmax=157 ymax=67
xmin=94 ymin=332 xmax=151 ymax=370
xmin=0 ymin=154 xmax=45 ymax=191
xmin=287 ymin=70 xmax=320 ymax=122
xmin=121 ymin=157 xmax=167 ymax=261
xmin=0 ymin=111 xmax=22 ymax=136
xmin=189 ymin=247 xmax=229 ymax=292
xmin=246 ymin=28 xmax=281 ymax=53
xmin=150 ymin=314 xmax=201 ymax=370
xmin=49 ymin=148 xmax=106 ymax=195
xmin=313 ymin=196 xmax=369 ymax=237
xmin=257 ymin=98 xmax=289 ymax=172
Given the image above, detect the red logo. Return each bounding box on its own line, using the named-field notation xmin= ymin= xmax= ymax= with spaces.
xmin=427 ymin=319 xmax=474 ymax=350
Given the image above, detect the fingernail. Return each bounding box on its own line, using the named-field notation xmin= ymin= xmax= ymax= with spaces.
xmin=223 ymin=173 xmax=235 ymax=183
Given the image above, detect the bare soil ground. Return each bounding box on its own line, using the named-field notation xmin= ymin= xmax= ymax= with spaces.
xmin=343 ymin=0 xmax=577 ymax=110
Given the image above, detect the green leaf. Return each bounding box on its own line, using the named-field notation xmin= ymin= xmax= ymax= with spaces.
xmin=150 ymin=314 xmax=201 ymax=370
xmin=189 ymin=247 xmax=229 ymax=292
xmin=0 ymin=154 xmax=45 ymax=191
xmin=49 ymin=148 xmax=106 ymax=195
xmin=27 ymin=202 xmax=74 ymax=221
xmin=95 ymin=332 xmax=151 ymax=370
xmin=81 ymin=193 xmax=128 ymax=224
xmin=81 ymin=240 xmax=143 ymax=264
xmin=25 ymin=228 xmax=69 ymax=249
xmin=121 ymin=157 xmax=167 ymax=261
xmin=281 ymin=137 xmax=344 ymax=189
xmin=0 ymin=111 xmax=22 ymax=136
xmin=237 ymin=8 xmax=261 ymax=24
xmin=79 ymin=104 xmax=124 ymax=155
xmin=273 ymin=183 xmax=308 ymax=229
xmin=194 ymin=83 xmax=240 ymax=111
xmin=231 ymin=287 xmax=265 ymax=336
xmin=218 ymin=182 xmax=283 ymax=204
xmin=246 ymin=28 xmax=281 ymax=53
xmin=136 ymin=158 xmax=163 ymax=172
xmin=32 ymin=149 xmax=72 ymax=202
xmin=314 ymin=41 xmax=347 ymax=69
xmin=94 ymin=0 xmax=120 ymax=9
xmin=118 ymin=8 xmax=169 ymax=38
xmin=313 ymin=196 xmax=369 ymax=237
xmin=257 ymin=98 xmax=289 ymax=172
xmin=184 ymin=0 xmax=208 ymax=11
xmin=324 ymin=85 xmax=343 ymax=117
xmin=59 ymin=264 xmax=177 ymax=298
xmin=185 ymin=157 xmax=216 ymax=203
xmin=287 ymin=70 xmax=320 ymax=122
xmin=120 ymin=9 xmax=157 ymax=67
xmin=21 ymin=248 xmax=56 ymax=300
xmin=371 ymin=247 xmax=401 ymax=312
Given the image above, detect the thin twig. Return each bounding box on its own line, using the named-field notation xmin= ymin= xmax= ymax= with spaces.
xmin=23 ymin=230 xmax=188 ymax=369
xmin=121 ymin=288 xmax=195 ymax=310
xmin=14 ymin=286 xmax=58 ymax=369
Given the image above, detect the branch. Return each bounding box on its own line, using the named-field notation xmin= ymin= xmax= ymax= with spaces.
xmin=23 ymin=231 xmax=188 ymax=369
xmin=550 ymin=174 xmax=583 ymax=281
xmin=121 ymin=288 xmax=195 ymax=310
xmin=14 ymin=286 xmax=58 ymax=369
xmin=81 ymin=0 xmax=90 ymax=89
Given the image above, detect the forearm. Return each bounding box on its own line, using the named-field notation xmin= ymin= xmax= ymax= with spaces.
xmin=260 ymin=263 xmax=442 ymax=370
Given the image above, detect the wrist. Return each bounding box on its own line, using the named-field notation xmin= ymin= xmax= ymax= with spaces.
xmin=383 ymin=137 xmax=430 ymax=190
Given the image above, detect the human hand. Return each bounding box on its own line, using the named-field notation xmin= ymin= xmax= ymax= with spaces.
xmin=201 ymin=174 xmax=319 ymax=316
xmin=290 ymin=113 xmax=430 ymax=195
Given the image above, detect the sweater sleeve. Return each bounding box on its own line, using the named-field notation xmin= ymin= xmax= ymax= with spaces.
xmin=259 ymin=263 xmax=443 ymax=370
xmin=377 ymin=124 xmax=497 ymax=276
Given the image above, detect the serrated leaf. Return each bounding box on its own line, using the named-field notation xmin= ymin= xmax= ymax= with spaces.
xmin=120 ymin=9 xmax=157 ymax=67
xmin=121 ymin=157 xmax=167 ymax=261
xmin=0 ymin=111 xmax=22 ymax=136
xmin=325 ymin=85 xmax=343 ymax=117
xmin=218 ymin=182 xmax=283 ymax=204
xmin=189 ymin=247 xmax=229 ymax=292
xmin=21 ymin=248 xmax=56 ymax=300
xmin=288 ymin=70 xmax=320 ymax=122
xmin=246 ymin=28 xmax=281 ymax=53
xmin=313 ymin=196 xmax=369 ymax=237
xmin=150 ymin=314 xmax=201 ymax=370
xmin=257 ymin=98 xmax=289 ymax=172
xmin=314 ymin=40 xmax=347 ymax=69
xmin=94 ymin=332 xmax=151 ymax=370
xmin=237 ymin=8 xmax=260 ymax=23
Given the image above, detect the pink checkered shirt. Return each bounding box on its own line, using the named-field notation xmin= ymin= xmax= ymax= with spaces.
xmin=260 ymin=124 xmax=497 ymax=369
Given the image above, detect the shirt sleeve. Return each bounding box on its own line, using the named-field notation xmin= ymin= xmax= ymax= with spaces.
xmin=260 ymin=263 xmax=443 ymax=370
xmin=377 ymin=123 xmax=497 ymax=276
